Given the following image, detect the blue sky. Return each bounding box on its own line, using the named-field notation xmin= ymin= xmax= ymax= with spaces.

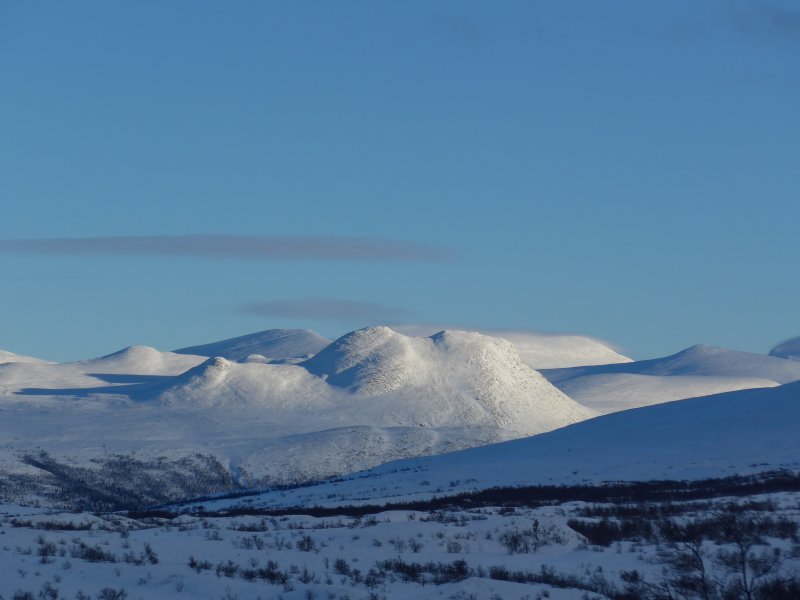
xmin=1 ymin=1 xmax=798 ymax=361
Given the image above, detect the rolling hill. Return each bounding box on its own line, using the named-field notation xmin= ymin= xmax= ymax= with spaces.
xmin=174 ymin=328 xmax=331 ymax=362
xmin=388 ymin=325 xmax=632 ymax=369
xmin=0 ymin=327 xmax=594 ymax=502
xmin=199 ymin=380 xmax=800 ymax=511
xmin=770 ymin=335 xmax=800 ymax=361
xmin=541 ymin=344 xmax=800 ymax=413
xmin=0 ymin=349 xmax=49 ymax=365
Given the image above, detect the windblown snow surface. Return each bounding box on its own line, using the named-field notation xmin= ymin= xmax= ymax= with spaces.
xmin=0 ymin=327 xmax=593 ymax=497
xmin=195 ymin=381 xmax=800 ymax=511
xmin=541 ymin=344 xmax=800 ymax=413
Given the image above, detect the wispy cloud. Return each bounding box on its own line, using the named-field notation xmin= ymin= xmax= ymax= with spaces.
xmin=735 ymin=2 xmax=800 ymax=41
xmin=239 ymin=299 xmax=411 ymax=322
xmin=0 ymin=235 xmax=453 ymax=262
xmin=435 ymin=16 xmax=483 ymax=47
xmin=667 ymin=2 xmax=800 ymax=44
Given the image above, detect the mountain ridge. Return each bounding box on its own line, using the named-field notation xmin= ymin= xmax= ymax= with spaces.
xmin=194 ymin=380 xmax=800 ymax=511
xmin=0 ymin=327 xmax=594 ymax=497
xmin=174 ymin=328 xmax=331 ymax=362
xmin=540 ymin=343 xmax=800 ymax=413
xmin=770 ymin=335 xmax=800 ymax=362
xmin=389 ymin=324 xmax=632 ymax=369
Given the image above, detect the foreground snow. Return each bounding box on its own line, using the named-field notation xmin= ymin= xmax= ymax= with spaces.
xmin=2 ymin=488 xmax=798 ymax=600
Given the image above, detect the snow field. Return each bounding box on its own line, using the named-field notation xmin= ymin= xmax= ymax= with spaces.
xmin=2 ymin=490 xmax=798 ymax=600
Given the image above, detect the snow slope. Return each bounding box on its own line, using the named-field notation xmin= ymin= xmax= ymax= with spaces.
xmin=0 ymin=349 xmax=49 ymax=365
xmin=137 ymin=328 xmax=590 ymax=483
xmin=770 ymin=335 xmax=800 ymax=361
xmin=0 ymin=345 xmax=206 ymax=396
xmin=548 ymin=372 xmax=779 ymax=414
xmin=12 ymin=493 xmax=796 ymax=600
xmin=204 ymin=381 xmax=800 ymax=510
xmin=162 ymin=326 xmax=596 ymax=435
xmin=389 ymin=324 xmax=632 ymax=369
xmin=298 ymin=327 xmax=592 ymax=433
xmin=174 ymin=329 xmax=331 ymax=362
xmin=0 ymin=327 xmax=594 ymax=493
xmin=541 ymin=344 xmax=800 ymax=413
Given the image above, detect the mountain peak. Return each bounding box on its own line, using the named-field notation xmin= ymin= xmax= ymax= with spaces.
xmin=0 ymin=349 xmax=49 ymax=365
xmin=303 ymin=326 xmax=417 ymax=394
xmin=677 ymin=343 xmax=721 ymax=356
xmin=98 ymin=345 xmax=163 ymax=360
xmin=175 ymin=328 xmax=331 ymax=362
xmin=770 ymin=335 xmax=800 ymax=361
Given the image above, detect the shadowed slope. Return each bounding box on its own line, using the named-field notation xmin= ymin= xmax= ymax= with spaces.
xmin=199 ymin=381 xmax=800 ymax=511
xmin=174 ymin=329 xmax=331 ymax=362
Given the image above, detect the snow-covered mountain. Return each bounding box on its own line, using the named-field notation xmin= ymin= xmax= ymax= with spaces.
xmin=770 ymin=335 xmax=800 ymax=362
xmin=7 ymin=325 xmax=799 ymax=509
xmin=546 ymin=344 xmax=800 ymax=382
xmin=388 ymin=325 xmax=632 ymax=369
xmin=0 ymin=349 xmax=49 ymax=365
xmin=157 ymin=327 xmax=594 ymax=437
xmin=0 ymin=327 xmax=594 ymax=502
xmin=297 ymin=327 xmax=591 ymax=433
xmin=201 ymin=380 xmax=800 ymax=511
xmin=541 ymin=344 xmax=800 ymax=413
xmin=0 ymin=345 xmax=206 ymax=396
xmin=174 ymin=328 xmax=331 ymax=362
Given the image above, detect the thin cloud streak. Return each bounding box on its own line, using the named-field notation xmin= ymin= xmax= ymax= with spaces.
xmin=435 ymin=15 xmax=483 ymax=47
xmin=0 ymin=235 xmax=454 ymax=262
xmin=738 ymin=2 xmax=800 ymax=41
xmin=666 ymin=2 xmax=800 ymax=44
xmin=239 ymin=299 xmax=411 ymax=322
